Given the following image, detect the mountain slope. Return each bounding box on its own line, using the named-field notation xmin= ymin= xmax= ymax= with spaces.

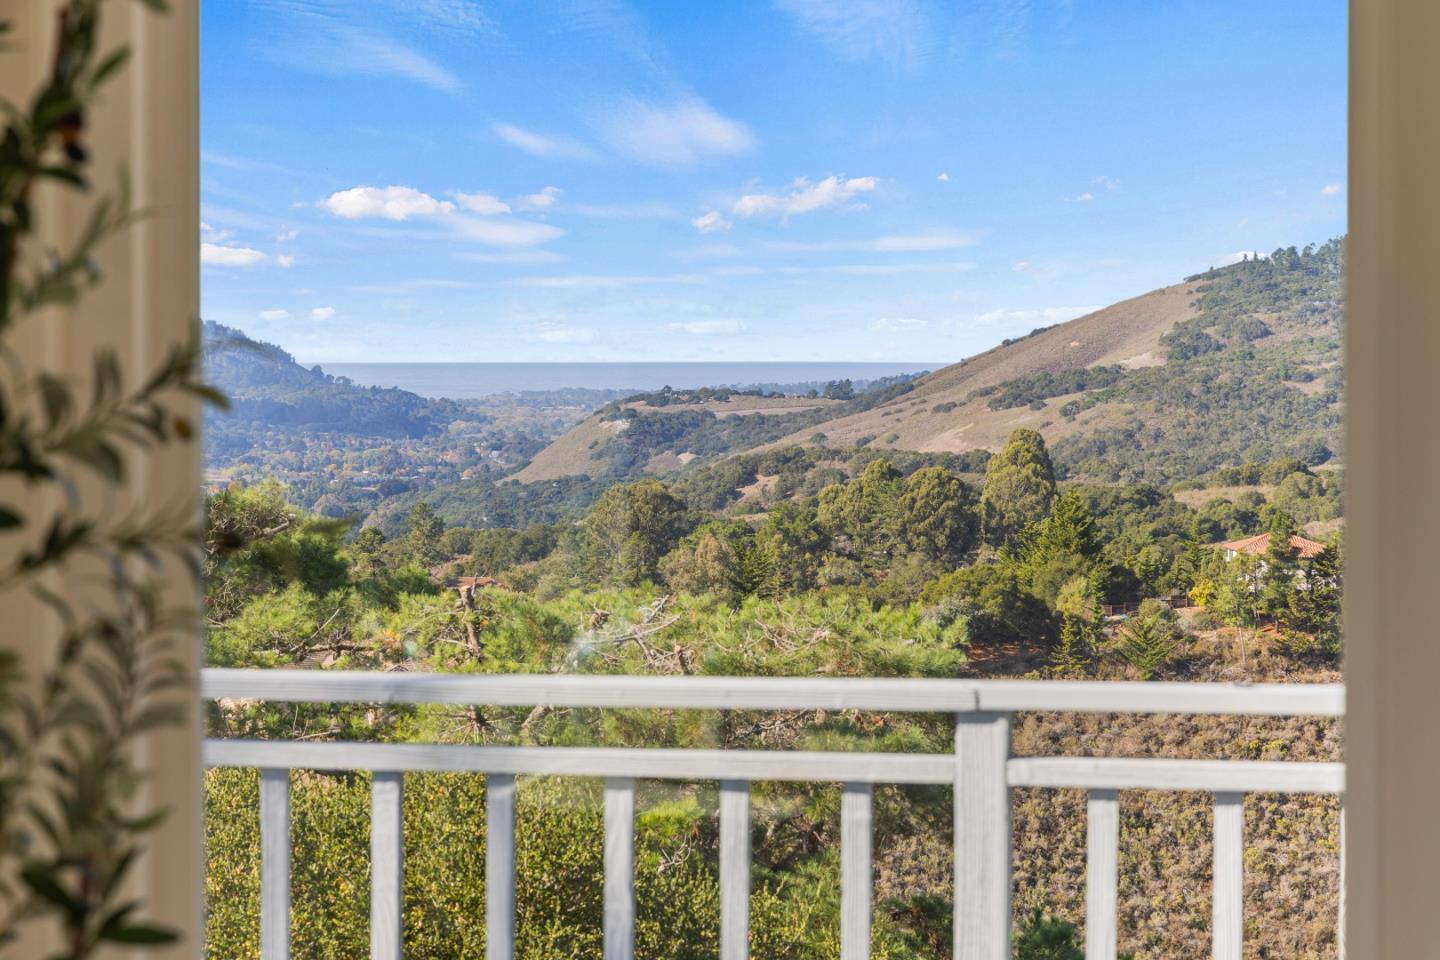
xmin=203 ymin=322 xmax=464 ymax=444
xmin=516 ymin=239 xmax=1344 ymax=487
xmin=772 ymin=281 xmax=1198 ymax=457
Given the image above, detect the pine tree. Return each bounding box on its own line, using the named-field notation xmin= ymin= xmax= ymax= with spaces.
xmin=1113 ymin=613 xmax=1180 ymax=680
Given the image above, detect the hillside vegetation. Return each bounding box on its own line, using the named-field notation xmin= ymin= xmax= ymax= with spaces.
xmin=520 ymin=241 xmax=1343 ymax=489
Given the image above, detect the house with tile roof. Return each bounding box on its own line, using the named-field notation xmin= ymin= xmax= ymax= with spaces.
xmin=1218 ymin=532 xmax=1328 ymax=562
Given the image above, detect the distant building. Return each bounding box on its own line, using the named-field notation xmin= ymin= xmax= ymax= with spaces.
xmin=1218 ymin=532 xmax=1327 ymax=562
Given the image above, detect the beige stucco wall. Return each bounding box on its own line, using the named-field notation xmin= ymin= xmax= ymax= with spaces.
xmin=0 ymin=1 xmax=201 ymax=957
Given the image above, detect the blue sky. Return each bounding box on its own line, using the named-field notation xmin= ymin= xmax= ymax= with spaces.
xmin=200 ymin=0 xmax=1346 ymax=364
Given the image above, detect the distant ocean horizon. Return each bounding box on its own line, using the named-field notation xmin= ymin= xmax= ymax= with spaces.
xmin=319 ymin=361 xmax=939 ymax=399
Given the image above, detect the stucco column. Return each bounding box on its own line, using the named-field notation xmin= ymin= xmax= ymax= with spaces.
xmin=1345 ymin=0 xmax=1440 ymax=955
xmin=0 ymin=2 xmax=202 ymax=957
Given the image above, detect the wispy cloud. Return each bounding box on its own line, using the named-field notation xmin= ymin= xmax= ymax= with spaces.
xmin=511 ymin=272 xmax=703 ymax=289
xmin=258 ymin=308 xmax=290 ymax=321
xmin=667 ymin=319 xmax=745 ymax=335
xmin=492 ymin=122 xmax=596 ymax=160
xmin=870 ymin=316 xmax=928 ymax=331
xmin=310 ymin=307 xmax=338 ymax=320
xmin=530 ymin=321 xmax=597 ymax=343
xmin=452 ymin=217 xmax=565 ymax=247
xmin=275 ymin=254 xmax=296 ymax=269
xmin=456 ymin=192 xmax=511 ymax=214
xmin=776 ymin=0 xmax=935 ymax=68
xmin=202 ymin=243 xmax=268 ymax=267
xmin=596 ymin=96 xmax=755 ymax=167
xmin=253 ymin=0 xmax=496 ymax=93
xmin=734 ymin=175 xmax=877 ymax=219
xmin=769 ymin=228 xmax=978 ymax=252
xmin=457 ymin=250 xmax=567 ymax=265
xmin=972 ymin=304 xmax=1099 ymax=328
xmin=1321 ymin=182 xmax=1343 ymax=196
xmin=937 ymin=171 xmax=950 ymax=182
xmin=692 ymin=211 xmax=733 ymax=233
xmin=790 ymin=261 xmax=976 ymax=275
xmin=522 ymin=186 xmax=563 ymax=209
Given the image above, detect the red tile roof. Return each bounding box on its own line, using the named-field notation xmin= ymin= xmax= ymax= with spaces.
xmin=1218 ymin=532 xmax=1328 ymax=559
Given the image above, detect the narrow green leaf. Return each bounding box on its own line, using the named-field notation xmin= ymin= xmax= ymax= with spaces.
xmin=103 ymin=924 xmax=178 ymax=945
xmin=19 ymin=865 xmax=75 ymax=911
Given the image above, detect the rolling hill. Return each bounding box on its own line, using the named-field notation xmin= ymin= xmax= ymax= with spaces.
xmin=516 ymin=239 xmax=1344 ymax=487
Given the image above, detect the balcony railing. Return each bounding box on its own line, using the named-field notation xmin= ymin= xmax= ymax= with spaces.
xmin=201 ymin=670 xmax=1345 ymax=960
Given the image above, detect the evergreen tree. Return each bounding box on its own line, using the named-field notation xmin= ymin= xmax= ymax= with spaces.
xmin=897 ymin=466 xmax=978 ymax=565
xmin=1258 ymin=511 xmax=1300 ymax=620
xmin=405 ymin=501 xmax=446 ymax=567
xmin=981 ymin=428 xmax=1057 ymax=547
xmin=1113 ymin=612 xmax=1181 ymax=680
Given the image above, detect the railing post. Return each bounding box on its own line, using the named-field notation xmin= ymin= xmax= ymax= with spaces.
xmin=1338 ymin=796 xmax=1346 ymax=960
xmin=371 ymin=772 xmax=404 ymax=960
xmin=719 ymin=780 xmax=751 ymax=960
xmin=1212 ymin=792 xmax=1243 ymax=960
xmin=1086 ymin=789 xmax=1119 ymax=960
xmin=604 ymin=777 xmax=636 ymax=960
xmin=260 ymin=768 xmax=291 ymax=960
xmin=840 ymin=782 xmax=874 ymax=960
xmin=487 ymin=774 xmax=516 ymax=960
xmin=954 ymin=712 xmax=1012 ymax=960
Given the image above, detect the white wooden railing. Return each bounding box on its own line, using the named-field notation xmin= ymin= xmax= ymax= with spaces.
xmin=202 ymin=670 xmax=1345 ymax=960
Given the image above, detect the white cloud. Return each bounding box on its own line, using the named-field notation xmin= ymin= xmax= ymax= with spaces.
xmin=275 ymin=254 xmax=296 ymax=269
xmin=492 ymin=122 xmax=595 ymax=160
xmin=1073 ymin=191 xmax=1095 ymax=203
xmin=258 ymin=308 xmax=290 ymax=321
xmin=201 ymin=243 xmax=267 ymax=267
xmin=1215 ymin=250 xmax=1260 ymax=266
xmin=530 ymin=321 xmax=597 ymax=343
xmin=776 ymin=0 xmax=933 ymax=67
xmin=522 ymin=186 xmax=563 ymax=209
xmin=1093 ymin=175 xmax=1121 ymax=192
xmin=667 ymin=319 xmax=745 ymax=336
xmin=1012 ymin=260 xmax=1034 ymax=273
xmin=322 ymin=185 xmax=455 ymax=220
xmin=870 ymin=316 xmax=928 ymax=332
xmin=1321 ymin=182 xmax=1343 ymax=196
xmin=452 ymin=216 xmax=565 ymax=247
xmin=456 ymin=192 xmax=511 ymax=214
xmin=597 ymin=97 xmax=755 ymax=167
xmin=310 ymin=306 xmax=337 ymax=320
xmin=937 ymin=171 xmax=950 ymax=182
xmin=973 ymin=305 xmax=1100 ymax=328
xmin=734 ymin=175 xmax=878 ymax=219
xmin=692 ymin=211 xmax=732 ymax=233
xmin=275 ymin=228 xmax=298 ymax=242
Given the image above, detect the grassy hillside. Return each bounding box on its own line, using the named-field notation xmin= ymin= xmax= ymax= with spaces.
xmin=518 ymin=239 xmax=1343 ymax=488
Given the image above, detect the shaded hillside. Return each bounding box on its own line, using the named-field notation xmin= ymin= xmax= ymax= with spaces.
xmin=203 ymin=322 xmax=465 ymax=450
xmin=518 ymin=239 xmax=1344 ymax=487
xmin=513 ymin=376 xmax=921 ymax=484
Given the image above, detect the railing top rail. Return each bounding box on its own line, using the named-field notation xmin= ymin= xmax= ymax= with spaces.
xmin=201 ymin=669 xmax=1344 ymax=717
xmin=203 ymin=740 xmax=1343 ymax=793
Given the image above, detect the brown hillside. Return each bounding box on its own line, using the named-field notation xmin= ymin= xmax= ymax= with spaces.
xmin=514 ymin=281 xmax=1198 ymax=482
xmin=774 ymin=281 xmax=1198 ymax=455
